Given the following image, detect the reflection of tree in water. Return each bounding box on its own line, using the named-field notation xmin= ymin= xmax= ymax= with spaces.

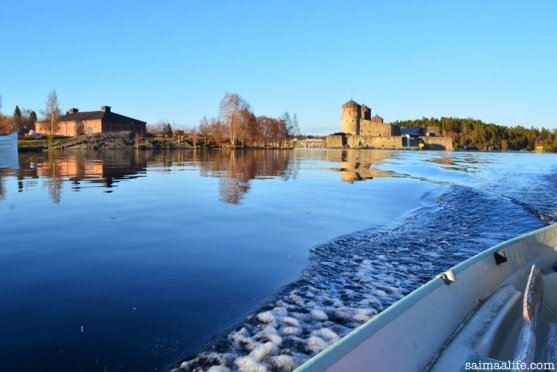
xmin=0 ymin=174 xmax=5 ymax=200
xmin=45 ymin=177 xmax=63 ymax=204
xmin=199 ymin=150 xmax=297 ymax=204
xmin=42 ymin=153 xmax=64 ymax=204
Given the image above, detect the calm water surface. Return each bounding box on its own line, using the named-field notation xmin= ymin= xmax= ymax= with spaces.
xmin=0 ymin=149 xmax=556 ymax=371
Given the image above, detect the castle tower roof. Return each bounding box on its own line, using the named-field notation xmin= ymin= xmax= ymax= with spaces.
xmin=361 ymin=104 xmax=370 ymax=109
xmin=343 ymin=99 xmax=360 ymax=106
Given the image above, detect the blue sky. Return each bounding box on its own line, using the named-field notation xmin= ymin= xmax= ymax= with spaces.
xmin=1 ymin=0 xmax=555 ymax=134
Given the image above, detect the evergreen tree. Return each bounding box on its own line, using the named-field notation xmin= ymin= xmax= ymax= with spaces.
xmin=164 ymin=123 xmax=173 ymax=137
xmin=29 ymin=111 xmax=37 ymax=129
xmin=13 ymin=105 xmax=22 ymax=130
xmin=391 ymin=117 xmax=557 ymax=152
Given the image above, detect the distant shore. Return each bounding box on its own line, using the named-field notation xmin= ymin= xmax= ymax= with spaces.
xmin=16 ymin=132 xmax=555 ymax=153
xmin=18 ymin=131 xmax=294 ymax=152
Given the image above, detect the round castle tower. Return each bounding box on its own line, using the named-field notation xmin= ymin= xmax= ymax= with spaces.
xmin=341 ymin=99 xmax=361 ymax=135
xmin=360 ymin=104 xmax=371 ymax=120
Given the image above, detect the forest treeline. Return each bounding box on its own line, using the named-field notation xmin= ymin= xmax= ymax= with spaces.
xmin=392 ymin=117 xmax=557 ymax=151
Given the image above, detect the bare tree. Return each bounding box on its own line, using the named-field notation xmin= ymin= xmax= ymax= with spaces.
xmin=0 ymin=96 xmax=4 ymax=134
xmin=199 ymin=116 xmax=211 ymax=146
xmin=191 ymin=128 xmax=198 ymax=148
xmin=41 ymin=90 xmax=61 ymax=134
xmin=219 ymin=93 xmax=250 ymax=147
xmin=147 ymin=120 xmax=170 ymax=136
xmin=281 ymin=112 xmax=300 ymax=137
xmin=0 ymin=96 xmax=13 ymax=134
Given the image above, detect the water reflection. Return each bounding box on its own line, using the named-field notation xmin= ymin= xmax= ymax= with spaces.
xmin=1 ymin=149 xmax=427 ymax=203
xmin=6 ymin=150 xmax=301 ymax=204
xmin=0 ymin=169 xmax=8 ymax=200
xmin=325 ymin=150 xmax=395 ymax=182
xmin=1 ymin=149 xmax=470 ymax=204
xmin=13 ymin=151 xmax=147 ymax=203
xmin=197 ymin=150 xmax=298 ymax=204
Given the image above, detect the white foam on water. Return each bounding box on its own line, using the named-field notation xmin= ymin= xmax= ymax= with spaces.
xmin=315 ymin=328 xmax=339 ymax=342
xmin=234 ymin=356 xmax=267 ymax=372
xmin=255 ymin=326 xmax=282 ymax=346
xmin=281 ymin=317 xmax=299 ymax=327
xmin=208 ymin=366 xmax=231 ymax=372
xmin=310 ymin=309 xmax=328 ymax=321
xmin=306 ymin=336 xmax=327 ymax=354
xmin=249 ymin=342 xmax=276 ymax=362
xmin=281 ymin=326 xmax=301 ymax=336
xmin=270 ymin=355 xmax=296 ymax=370
xmin=256 ymin=311 xmax=275 ymax=324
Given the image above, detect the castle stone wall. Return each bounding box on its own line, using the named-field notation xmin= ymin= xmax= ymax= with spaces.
xmin=292 ymin=139 xmax=326 ymax=148
xmin=326 ymin=135 xmax=346 ymax=148
xmin=325 ymin=134 xmax=453 ymax=150
xmin=420 ymin=136 xmax=453 ymax=150
xmin=359 ymin=121 xmax=400 ymax=137
xmin=347 ymin=136 xmax=403 ymax=149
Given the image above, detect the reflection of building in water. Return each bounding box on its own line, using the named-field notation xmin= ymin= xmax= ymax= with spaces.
xmin=0 ymin=168 xmax=18 ymax=200
xmin=197 ymin=150 xmax=297 ymax=204
xmin=325 ymin=149 xmax=395 ymax=182
xmin=0 ymin=172 xmax=6 ymax=200
xmin=16 ymin=151 xmax=147 ymax=203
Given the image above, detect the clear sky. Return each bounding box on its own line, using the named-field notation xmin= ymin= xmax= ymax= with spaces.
xmin=1 ymin=0 xmax=556 ymax=134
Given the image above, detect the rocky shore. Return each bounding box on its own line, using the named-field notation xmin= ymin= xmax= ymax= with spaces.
xmin=49 ymin=131 xmax=193 ymax=150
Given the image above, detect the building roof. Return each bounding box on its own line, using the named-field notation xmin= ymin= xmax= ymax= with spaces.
xmin=343 ymin=99 xmax=360 ymax=106
xmin=56 ymin=109 xmax=146 ymax=124
xmin=372 ymin=114 xmax=382 ymax=119
xmin=361 ymin=104 xmax=370 ymax=109
xmin=400 ymin=127 xmax=420 ymax=136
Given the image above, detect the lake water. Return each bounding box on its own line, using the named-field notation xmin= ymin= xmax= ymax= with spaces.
xmin=0 ymin=149 xmax=556 ymax=371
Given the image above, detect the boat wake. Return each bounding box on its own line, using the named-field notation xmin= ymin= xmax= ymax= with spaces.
xmin=499 ymin=171 xmax=557 ymax=225
xmin=175 ymin=184 xmax=543 ymax=372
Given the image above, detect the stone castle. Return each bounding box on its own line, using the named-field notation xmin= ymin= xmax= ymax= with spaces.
xmin=341 ymin=99 xmax=400 ymax=137
xmin=327 ymin=99 xmax=453 ymax=150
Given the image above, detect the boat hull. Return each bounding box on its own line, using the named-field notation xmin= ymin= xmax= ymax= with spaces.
xmin=0 ymin=132 xmax=18 ymax=169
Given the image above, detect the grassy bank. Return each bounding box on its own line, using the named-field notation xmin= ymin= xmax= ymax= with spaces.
xmin=18 ymin=139 xmax=48 ymax=151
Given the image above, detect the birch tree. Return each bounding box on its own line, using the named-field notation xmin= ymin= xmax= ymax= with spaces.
xmin=41 ymin=90 xmax=61 ymax=134
xmin=219 ymin=93 xmax=250 ymax=147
